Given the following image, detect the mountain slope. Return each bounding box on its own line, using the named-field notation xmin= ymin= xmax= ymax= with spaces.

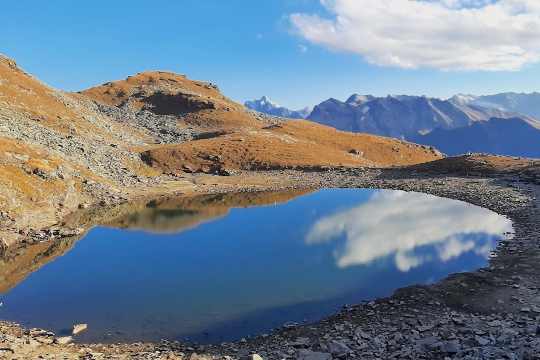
xmin=451 ymin=92 xmax=540 ymax=119
xmin=141 ymin=120 xmax=442 ymax=175
xmin=411 ymin=117 xmax=540 ymax=157
xmin=245 ymin=96 xmax=310 ymax=119
xmin=0 ymin=54 xmax=156 ymax=246
xmin=308 ymin=94 xmax=523 ymax=139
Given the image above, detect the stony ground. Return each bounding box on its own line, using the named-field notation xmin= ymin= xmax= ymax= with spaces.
xmin=2 ymin=168 xmax=540 ymax=359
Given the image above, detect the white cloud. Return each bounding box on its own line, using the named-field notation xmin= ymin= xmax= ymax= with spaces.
xmin=290 ymin=0 xmax=540 ymax=71
xmin=305 ymin=190 xmax=512 ymax=271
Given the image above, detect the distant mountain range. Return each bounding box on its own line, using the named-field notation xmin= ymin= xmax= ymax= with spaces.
xmin=410 ymin=117 xmax=540 ymax=158
xmin=308 ymin=94 xmax=511 ymax=139
xmin=245 ymin=96 xmax=311 ymax=119
xmin=309 ymin=93 xmax=536 ymax=139
xmin=450 ymin=92 xmax=540 ymax=119
xmin=247 ymin=92 xmax=540 ymax=158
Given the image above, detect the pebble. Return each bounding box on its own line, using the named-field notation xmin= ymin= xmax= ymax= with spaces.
xmin=55 ymin=336 xmax=73 ymax=345
xmin=297 ymin=349 xmax=332 ymax=360
xmin=72 ymin=323 xmax=88 ymax=335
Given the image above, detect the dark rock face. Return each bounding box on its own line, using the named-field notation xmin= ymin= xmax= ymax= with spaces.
xmin=140 ymin=91 xmax=216 ymax=115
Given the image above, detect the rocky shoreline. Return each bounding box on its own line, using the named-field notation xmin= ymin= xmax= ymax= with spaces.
xmin=2 ymin=168 xmax=540 ymax=359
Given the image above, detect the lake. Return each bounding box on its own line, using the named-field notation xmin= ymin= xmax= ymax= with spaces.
xmin=0 ymin=189 xmax=512 ymax=344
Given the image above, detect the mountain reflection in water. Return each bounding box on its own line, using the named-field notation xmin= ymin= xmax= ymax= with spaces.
xmin=0 ymin=189 xmax=512 ymax=344
xmin=105 ymin=190 xmax=312 ymax=233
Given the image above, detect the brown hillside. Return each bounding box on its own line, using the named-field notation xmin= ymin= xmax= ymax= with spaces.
xmin=141 ymin=121 xmax=443 ymax=174
xmin=409 ymin=154 xmax=539 ymax=175
xmin=80 ymin=71 xmax=258 ymax=130
xmin=0 ymin=55 xmax=80 ymax=134
xmin=0 ymin=55 xmax=148 ymax=142
xmin=409 ymin=154 xmax=540 ymax=183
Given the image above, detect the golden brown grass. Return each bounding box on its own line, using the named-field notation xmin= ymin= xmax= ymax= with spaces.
xmin=141 ymin=121 xmax=443 ymax=173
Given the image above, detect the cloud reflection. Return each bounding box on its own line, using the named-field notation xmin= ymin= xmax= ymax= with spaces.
xmin=306 ymin=191 xmax=512 ymax=272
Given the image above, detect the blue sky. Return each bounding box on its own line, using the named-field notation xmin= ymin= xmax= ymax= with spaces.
xmin=2 ymin=0 xmax=540 ymax=109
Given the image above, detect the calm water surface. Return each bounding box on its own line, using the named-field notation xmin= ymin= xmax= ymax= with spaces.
xmin=0 ymin=189 xmax=512 ymax=343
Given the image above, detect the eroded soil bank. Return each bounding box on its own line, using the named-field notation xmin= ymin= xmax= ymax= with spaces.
xmin=1 ymin=168 xmax=540 ymax=359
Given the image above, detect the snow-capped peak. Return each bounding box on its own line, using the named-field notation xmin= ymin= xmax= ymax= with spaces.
xmin=449 ymin=94 xmax=478 ymax=105
xmin=244 ymin=96 xmax=311 ymax=119
xmin=259 ymin=96 xmax=278 ymax=107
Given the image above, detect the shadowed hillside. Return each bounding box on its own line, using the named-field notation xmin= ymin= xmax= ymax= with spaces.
xmin=411 ymin=117 xmax=540 ymax=158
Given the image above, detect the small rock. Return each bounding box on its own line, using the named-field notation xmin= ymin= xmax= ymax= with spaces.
xmin=289 ymin=337 xmax=311 ymax=348
xmin=73 ymin=323 xmax=88 ymax=335
xmin=188 ymin=353 xmax=211 ymax=360
xmin=526 ymin=325 xmax=538 ymax=335
xmin=242 ymin=354 xmax=263 ymax=360
xmin=328 ymin=340 xmax=351 ymax=356
xmin=440 ymin=340 xmax=461 ymax=354
xmin=417 ymin=324 xmax=434 ymax=332
xmin=297 ymin=349 xmax=332 ymax=360
xmin=416 ymin=336 xmax=439 ymax=351
xmin=475 ymin=335 xmax=490 ymax=346
xmin=354 ymin=327 xmax=370 ymax=339
xmin=56 ymin=336 xmax=73 ymax=345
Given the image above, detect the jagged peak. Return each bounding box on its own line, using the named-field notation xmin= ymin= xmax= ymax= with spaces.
xmin=449 ymin=94 xmax=477 ymax=105
xmin=346 ymin=94 xmax=375 ymax=105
